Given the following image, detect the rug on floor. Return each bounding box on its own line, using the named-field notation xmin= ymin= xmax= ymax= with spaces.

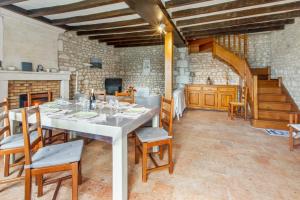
xmin=265 ymin=129 xmax=289 ymax=137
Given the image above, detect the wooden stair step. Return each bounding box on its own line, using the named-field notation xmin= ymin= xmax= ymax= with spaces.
xmin=258 ymin=109 xmax=290 ymax=121
xmin=258 ymin=80 xmax=279 ymax=88
xmin=258 ymin=87 xmax=281 ymax=94
xmin=258 ymin=94 xmax=287 ymax=102
xmin=251 ymin=119 xmax=289 ymax=130
xmin=259 ymin=102 xmax=292 ymax=111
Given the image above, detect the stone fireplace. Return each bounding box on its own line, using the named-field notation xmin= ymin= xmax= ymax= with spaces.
xmin=0 ymin=71 xmax=71 ymax=109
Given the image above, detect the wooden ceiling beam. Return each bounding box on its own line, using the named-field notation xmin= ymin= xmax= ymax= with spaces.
xmin=183 ymin=19 xmax=294 ymax=37
xmin=172 ymin=0 xmax=283 ymax=19
xmin=28 ymin=0 xmax=123 ymax=17
xmin=107 ymin=38 xmax=163 ymax=45
xmin=89 ymin=30 xmax=159 ymax=40
xmin=114 ymin=42 xmax=164 ymax=48
xmin=69 ymin=18 xmax=145 ymax=31
xmin=177 ymin=2 xmax=300 ymax=27
xmin=77 ymin=25 xmax=154 ymax=35
xmin=99 ymin=35 xmax=162 ymax=42
xmin=52 ymin=8 xmax=135 ymax=25
xmin=123 ymin=0 xmax=185 ymax=47
xmin=181 ymin=10 xmax=300 ymax=32
xmin=165 ymin=0 xmax=211 ymax=9
xmin=186 ymin=25 xmax=285 ymax=40
xmin=0 ymin=0 xmax=27 ymax=6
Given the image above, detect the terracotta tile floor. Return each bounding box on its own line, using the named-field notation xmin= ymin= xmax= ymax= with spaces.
xmin=1 ymin=110 xmax=300 ymax=200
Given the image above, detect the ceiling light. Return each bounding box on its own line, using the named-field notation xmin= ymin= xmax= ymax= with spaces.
xmin=158 ymin=23 xmax=166 ymax=34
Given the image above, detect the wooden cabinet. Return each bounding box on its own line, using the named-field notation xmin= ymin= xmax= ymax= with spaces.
xmin=185 ymin=84 xmax=238 ymax=111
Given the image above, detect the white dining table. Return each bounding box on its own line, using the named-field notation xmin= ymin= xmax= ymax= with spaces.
xmin=9 ymin=102 xmax=160 ymax=200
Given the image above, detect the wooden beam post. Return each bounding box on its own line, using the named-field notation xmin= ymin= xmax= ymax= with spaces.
xmin=165 ymin=31 xmax=174 ymax=100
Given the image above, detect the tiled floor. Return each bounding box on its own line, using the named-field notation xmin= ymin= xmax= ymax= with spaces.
xmin=1 ymin=110 xmax=300 ymax=200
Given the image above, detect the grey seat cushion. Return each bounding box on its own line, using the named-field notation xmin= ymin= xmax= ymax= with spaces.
xmin=136 ymin=127 xmax=171 ymax=143
xmin=28 ymin=140 xmax=84 ymax=169
xmin=0 ymin=131 xmax=41 ymax=150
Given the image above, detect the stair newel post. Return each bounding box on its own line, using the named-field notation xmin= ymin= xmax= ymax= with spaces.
xmin=278 ymin=77 xmax=282 ymax=88
xmin=253 ymin=75 xmax=259 ymax=120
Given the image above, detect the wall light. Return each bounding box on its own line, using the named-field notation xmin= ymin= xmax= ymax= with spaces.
xmin=158 ymin=23 xmax=166 ymax=34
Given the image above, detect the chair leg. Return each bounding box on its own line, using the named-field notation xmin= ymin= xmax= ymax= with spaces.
xmin=230 ymin=105 xmax=234 ymax=120
xmin=168 ymin=141 xmax=174 ymax=174
xmin=48 ymin=130 xmax=53 ymax=144
xmin=4 ymin=154 xmax=10 ymax=177
xmin=134 ymin=135 xmax=139 ymax=164
xmin=25 ymin=169 xmax=32 ymax=200
xmin=142 ymin=143 xmax=148 ymax=183
xmin=64 ymin=132 xmax=68 ymax=143
xmin=78 ymin=161 xmax=82 ymax=185
xmin=159 ymin=146 xmax=164 ymax=160
xmin=244 ymin=105 xmax=247 ymax=120
xmin=228 ymin=104 xmax=231 ymax=118
xmin=71 ymin=162 xmax=79 ymax=200
xmin=36 ymin=174 xmax=43 ymax=197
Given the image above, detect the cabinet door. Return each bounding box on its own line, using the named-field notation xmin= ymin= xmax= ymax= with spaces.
xmin=218 ymin=92 xmax=235 ymax=110
xmin=188 ymin=91 xmax=200 ymax=107
xmin=202 ymin=92 xmax=217 ymax=109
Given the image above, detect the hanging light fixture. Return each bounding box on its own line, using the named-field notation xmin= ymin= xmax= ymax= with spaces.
xmin=157 ymin=23 xmax=166 ymax=34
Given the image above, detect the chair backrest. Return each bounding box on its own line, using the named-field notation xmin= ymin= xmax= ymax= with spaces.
xmin=21 ymin=106 xmax=44 ymax=166
xmin=115 ymin=91 xmax=135 ymax=104
xmin=27 ymin=91 xmax=52 ymax=106
xmin=159 ymin=97 xmax=174 ymax=136
xmin=0 ymin=98 xmax=11 ymax=139
xmin=95 ymin=90 xmax=106 ymax=101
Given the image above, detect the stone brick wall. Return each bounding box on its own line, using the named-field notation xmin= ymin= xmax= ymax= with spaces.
xmin=58 ymin=32 xmax=119 ymax=98
xmin=8 ymin=80 xmax=60 ymax=109
xmin=248 ymin=33 xmax=272 ymax=68
xmin=270 ymin=18 xmax=300 ymax=107
xmin=115 ymin=45 xmax=165 ymax=95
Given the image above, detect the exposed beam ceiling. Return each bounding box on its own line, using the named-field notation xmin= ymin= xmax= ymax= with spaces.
xmin=181 ymin=10 xmax=300 ymax=32
xmin=183 ymin=19 xmax=295 ymax=37
xmin=165 ymin=0 xmax=211 ymax=9
xmin=107 ymin=38 xmax=163 ymax=45
xmin=0 ymin=0 xmax=26 ymax=6
xmin=90 ymin=30 xmax=160 ymax=40
xmin=172 ymin=0 xmax=283 ymax=18
xmin=51 ymin=8 xmax=135 ymax=25
xmin=176 ymin=2 xmax=300 ymax=27
xmin=124 ymin=0 xmax=186 ymax=47
xmin=69 ymin=18 xmax=146 ymax=31
xmin=100 ymin=36 xmax=162 ymax=43
xmin=77 ymin=25 xmax=154 ymax=35
xmin=28 ymin=0 xmax=123 ymax=17
xmin=114 ymin=42 xmax=164 ymax=48
xmin=186 ymin=25 xmax=285 ymax=40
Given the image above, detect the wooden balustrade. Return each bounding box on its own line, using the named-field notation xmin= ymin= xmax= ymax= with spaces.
xmin=213 ymin=34 xmax=258 ymax=119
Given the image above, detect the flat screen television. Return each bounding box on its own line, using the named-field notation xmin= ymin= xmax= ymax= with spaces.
xmin=105 ymin=78 xmax=122 ymax=95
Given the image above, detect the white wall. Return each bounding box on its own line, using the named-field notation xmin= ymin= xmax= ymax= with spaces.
xmin=0 ymin=8 xmax=64 ymax=70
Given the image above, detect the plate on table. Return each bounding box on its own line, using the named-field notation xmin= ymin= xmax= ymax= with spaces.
xmin=41 ymin=108 xmax=61 ymax=113
xmin=119 ymin=102 xmax=130 ymax=106
xmin=73 ymin=112 xmax=98 ymax=119
xmin=125 ymin=107 xmax=147 ymax=114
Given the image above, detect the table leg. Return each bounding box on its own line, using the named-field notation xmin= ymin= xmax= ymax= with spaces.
xmin=112 ymin=131 xmax=128 ymax=200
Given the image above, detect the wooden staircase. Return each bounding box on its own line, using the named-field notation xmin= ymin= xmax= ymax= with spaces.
xmin=210 ymin=34 xmax=299 ymax=130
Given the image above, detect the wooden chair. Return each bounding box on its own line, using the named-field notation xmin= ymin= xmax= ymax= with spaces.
xmin=134 ymin=97 xmax=174 ymax=182
xmin=0 ymin=98 xmax=30 ymax=185
xmin=22 ymin=106 xmax=84 ymax=200
xmin=27 ymin=91 xmax=68 ymax=144
xmin=115 ymin=91 xmax=135 ymax=104
xmin=95 ymin=90 xmax=106 ymax=101
xmin=289 ymin=112 xmax=300 ymax=151
xmin=228 ymin=86 xmax=248 ymax=120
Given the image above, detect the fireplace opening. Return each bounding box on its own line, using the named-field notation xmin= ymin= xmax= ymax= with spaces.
xmin=19 ymin=92 xmax=51 ymax=108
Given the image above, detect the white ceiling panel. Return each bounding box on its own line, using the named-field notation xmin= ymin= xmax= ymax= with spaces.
xmin=68 ymin=14 xmax=141 ymax=26
xmin=46 ymin=2 xmax=129 ymax=20
xmin=15 ymin=0 xmax=82 ymax=10
xmin=167 ymin=0 xmax=235 ymax=12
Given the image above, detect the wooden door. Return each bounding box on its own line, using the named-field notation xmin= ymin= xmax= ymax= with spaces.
xmin=218 ymin=92 xmax=235 ymax=110
xmin=187 ymin=91 xmax=200 ymax=107
xmin=202 ymin=92 xmax=217 ymax=109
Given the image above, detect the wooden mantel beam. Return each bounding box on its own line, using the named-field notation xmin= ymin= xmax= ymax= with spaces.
xmin=181 ymin=10 xmax=300 ymax=32
xmin=172 ymin=0 xmax=283 ymax=19
xmin=123 ymin=0 xmax=186 ymax=47
xmin=177 ymin=1 xmax=300 ymax=27
xmin=28 ymin=0 xmax=123 ymax=17
xmin=0 ymin=0 xmax=27 ymax=6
